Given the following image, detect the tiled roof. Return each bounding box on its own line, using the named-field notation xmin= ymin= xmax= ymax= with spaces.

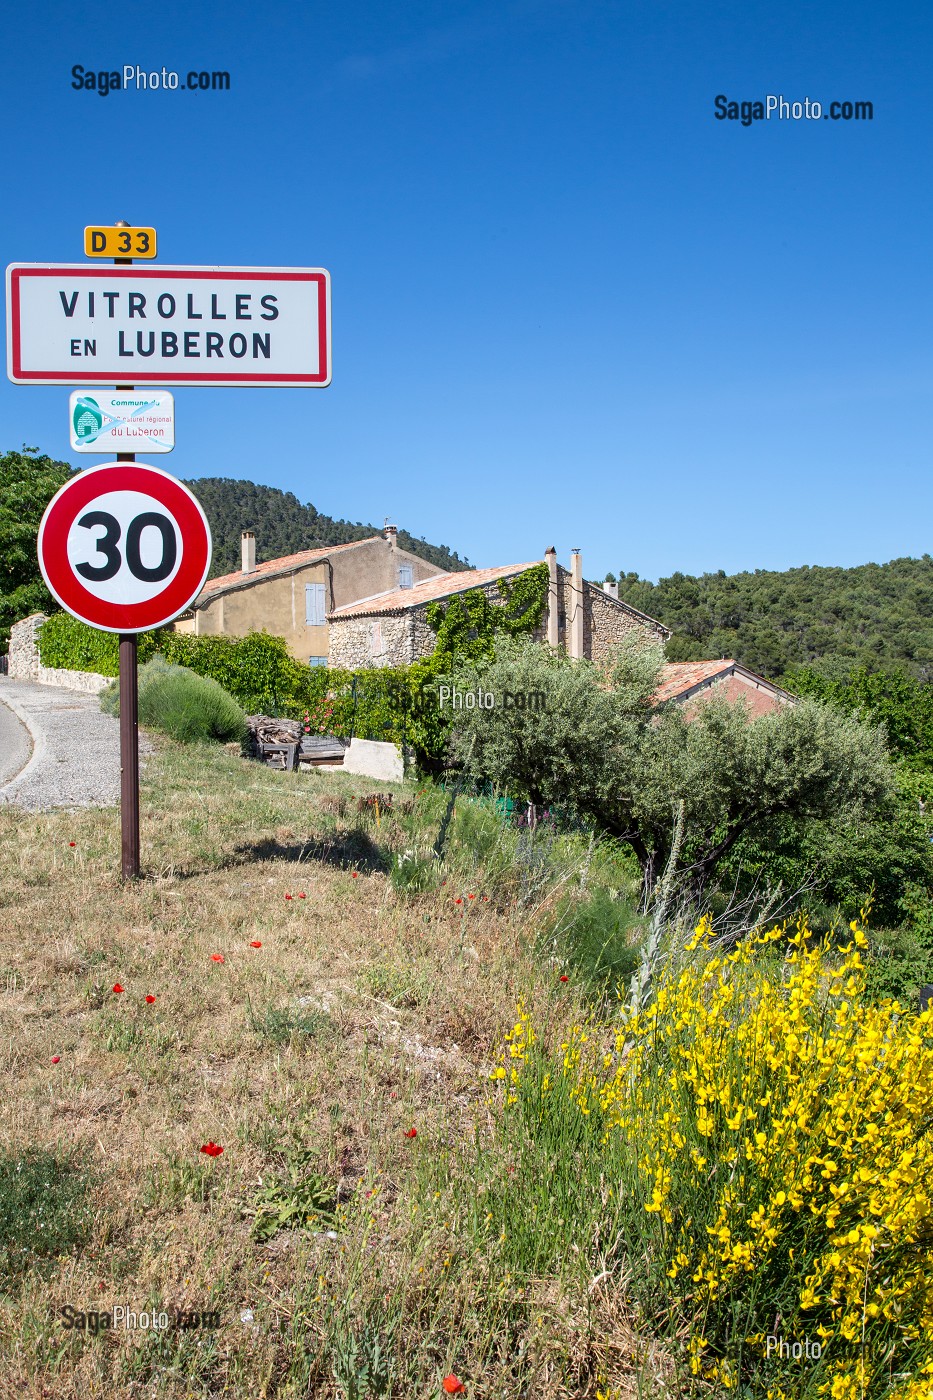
xmin=653 ymin=660 xmax=737 ymax=704
xmin=654 ymin=660 xmax=795 ymax=706
xmin=196 ymin=537 xmax=380 ymax=603
xmin=328 ymin=562 xmax=540 ymax=618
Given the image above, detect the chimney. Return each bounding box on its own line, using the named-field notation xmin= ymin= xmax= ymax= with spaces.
xmin=241 ymin=530 xmax=256 ymax=575
xmin=384 ymin=520 xmax=398 ymax=546
xmin=545 ymin=546 xmax=559 ymax=648
xmin=603 ymin=580 xmax=618 ymax=600
xmin=570 ymin=549 xmax=584 ymax=660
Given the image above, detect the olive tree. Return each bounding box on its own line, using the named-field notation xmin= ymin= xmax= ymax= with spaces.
xmin=450 ymin=637 xmax=895 ymax=895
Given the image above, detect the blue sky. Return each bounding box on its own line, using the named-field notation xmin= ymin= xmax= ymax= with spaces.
xmin=2 ymin=0 xmax=931 ymax=581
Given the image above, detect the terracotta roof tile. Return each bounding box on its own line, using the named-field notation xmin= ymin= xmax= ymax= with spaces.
xmin=653 ymin=660 xmax=736 ymax=705
xmin=198 ymin=537 xmax=380 ymax=602
xmin=328 ymin=561 xmax=540 ymax=618
xmin=653 ymin=660 xmax=795 ymax=707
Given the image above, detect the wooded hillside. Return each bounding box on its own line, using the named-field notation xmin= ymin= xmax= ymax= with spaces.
xmin=616 ymin=557 xmax=933 ymax=680
xmin=184 ymin=477 xmax=472 ymax=579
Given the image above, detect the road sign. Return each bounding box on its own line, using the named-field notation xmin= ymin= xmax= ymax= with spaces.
xmin=37 ymin=462 xmax=212 ymax=633
xmin=6 ymin=264 xmax=331 ymax=386
xmin=84 ymin=226 xmax=157 ymax=258
xmin=69 ymin=390 xmax=175 ymax=453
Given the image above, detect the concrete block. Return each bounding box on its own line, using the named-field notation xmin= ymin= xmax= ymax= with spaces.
xmin=340 ymin=737 xmax=404 ymax=783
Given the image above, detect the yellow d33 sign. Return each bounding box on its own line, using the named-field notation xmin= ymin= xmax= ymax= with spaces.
xmin=84 ymin=226 xmax=157 ymax=258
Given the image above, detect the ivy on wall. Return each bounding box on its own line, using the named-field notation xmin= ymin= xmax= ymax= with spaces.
xmin=425 ymin=563 xmax=550 ymax=660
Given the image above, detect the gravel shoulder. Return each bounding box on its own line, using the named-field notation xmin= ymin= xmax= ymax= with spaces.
xmin=0 ymin=677 xmax=152 ymax=811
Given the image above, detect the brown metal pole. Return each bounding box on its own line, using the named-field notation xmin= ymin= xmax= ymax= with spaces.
xmin=114 ymin=223 xmax=140 ymax=879
xmin=119 ymin=633 xmax=141 ymax=879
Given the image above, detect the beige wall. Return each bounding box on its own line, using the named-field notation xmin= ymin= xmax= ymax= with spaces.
xmin=185 ymin=562 xmax=330 ymax=663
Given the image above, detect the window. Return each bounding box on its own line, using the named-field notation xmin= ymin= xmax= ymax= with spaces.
xmin=398 ymin=565 xmax=413 ymax=589
xmin=308 ymin=656 xmax=328 ymax=668
xmin=305 ymin=582 xmax=326 ymax=626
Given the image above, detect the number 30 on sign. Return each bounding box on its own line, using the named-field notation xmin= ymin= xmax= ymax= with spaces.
xmin=37 ymin=463 xmax=212 ymax=632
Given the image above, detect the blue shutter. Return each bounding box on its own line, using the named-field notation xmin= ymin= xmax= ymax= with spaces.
xmin=305 ymin=583 xmax=325 ymax=626
xmin=398 ymin=565 xmax=413 ymax=589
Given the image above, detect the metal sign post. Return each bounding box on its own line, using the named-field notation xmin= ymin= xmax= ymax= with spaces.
xmin=115 ymin=223 xmax=140 ymax=879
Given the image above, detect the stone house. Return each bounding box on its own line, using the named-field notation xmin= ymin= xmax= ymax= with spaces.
xmin=327 ymin=547 xmax=670 ymax=669
xmin=653 ymin=659 xmax=795 ymax=717
xmin=173 ymin=526 xmax=443 ymax=665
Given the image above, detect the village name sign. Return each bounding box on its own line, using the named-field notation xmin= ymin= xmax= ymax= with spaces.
xmin=6 ymin=265 xmax=331 ymax=386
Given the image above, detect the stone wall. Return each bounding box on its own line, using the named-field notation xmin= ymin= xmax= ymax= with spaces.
xmin=583 ymin=583 xmax=669 ymax=664
xmin=7 ymin=615 xmax=111 ymax=694
xmin=328 ymin=614 xmax=414 ymax=669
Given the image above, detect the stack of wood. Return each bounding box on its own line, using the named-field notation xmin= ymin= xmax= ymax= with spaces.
xmin=246 ymin=716 xmax=347 ymax=771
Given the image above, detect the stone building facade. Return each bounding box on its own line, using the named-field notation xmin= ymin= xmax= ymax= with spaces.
xmin=327 ymin=553 xmax=669 ymax=669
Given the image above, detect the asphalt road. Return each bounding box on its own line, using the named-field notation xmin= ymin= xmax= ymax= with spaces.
xmin=0 ymin=677 xmax=151 ymax=810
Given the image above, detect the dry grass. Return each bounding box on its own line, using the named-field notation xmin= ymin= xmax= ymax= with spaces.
xmin=0 ymin=741 xmax=671 ymax=1400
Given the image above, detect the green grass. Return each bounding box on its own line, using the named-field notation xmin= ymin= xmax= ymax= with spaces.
xmin=0 ymin=1147 xmax=94 ymax=1279
xmin=247 ymin=998 xmax=340 ymax=1046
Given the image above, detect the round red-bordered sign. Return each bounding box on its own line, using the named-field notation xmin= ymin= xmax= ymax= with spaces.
xmin=38 ymin=463 xmax=212 ymax=633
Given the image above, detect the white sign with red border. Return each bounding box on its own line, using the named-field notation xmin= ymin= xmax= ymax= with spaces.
xmin=7 ymin=264 xmax=330 ymax=386
xmin=37 ymin=463 xmax=213 ymax=633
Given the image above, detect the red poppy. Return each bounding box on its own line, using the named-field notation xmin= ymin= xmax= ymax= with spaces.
xmin=298 ymin=892 xmax=306 ymax=899
xmin=145 ymin=995 xmax=156 ymax=1004
xmin=199 ymin=1142 xmax=224 ymax=1157
xmin=351 ymin=871 xmax=359 ymax=879
xmin=285 ymin=894 xmax=293 ymax=901
xmin=482 ymin=896 xmax=489 ymax=901
xmin=51 ymin=1055 xmax=61 ymax=1064
xmin=454 ymin=898 xmax=463 ymax=905
xmin=467 ymin=894 xmax=475 ymax=900
xmin=249 ymin=940 xmax=262 ymax=948
xmin=68 ymin=841 xmax=76 ymax=848
xmin=404 ymin=1128 xmax=417 ymax=1139
xmin=112 ymin=984 xmax=124 ymax=994
xmin=442 ymin=1376 xmax=465 ymax=1394
xmin=559 ymin=974 xmax=569 ymax=982
xmin=211 ymin=954 xmax=225 ymax=963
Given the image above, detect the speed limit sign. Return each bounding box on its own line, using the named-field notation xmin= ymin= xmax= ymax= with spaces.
xmin=37 ymin=462 xmax=212 ymax=632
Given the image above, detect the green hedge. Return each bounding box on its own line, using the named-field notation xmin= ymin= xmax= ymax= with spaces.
xmin=38 ymin=615 xmax=452 ymax=761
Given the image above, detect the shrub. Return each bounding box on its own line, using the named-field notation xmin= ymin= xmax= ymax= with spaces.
xmin=0 ymin=1146 xmax=93 ymax=1277
xmin=102 ymin=656 xmax=247 ymax=745
xmin=493 ymin=914 xmax=933 ymax=1397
